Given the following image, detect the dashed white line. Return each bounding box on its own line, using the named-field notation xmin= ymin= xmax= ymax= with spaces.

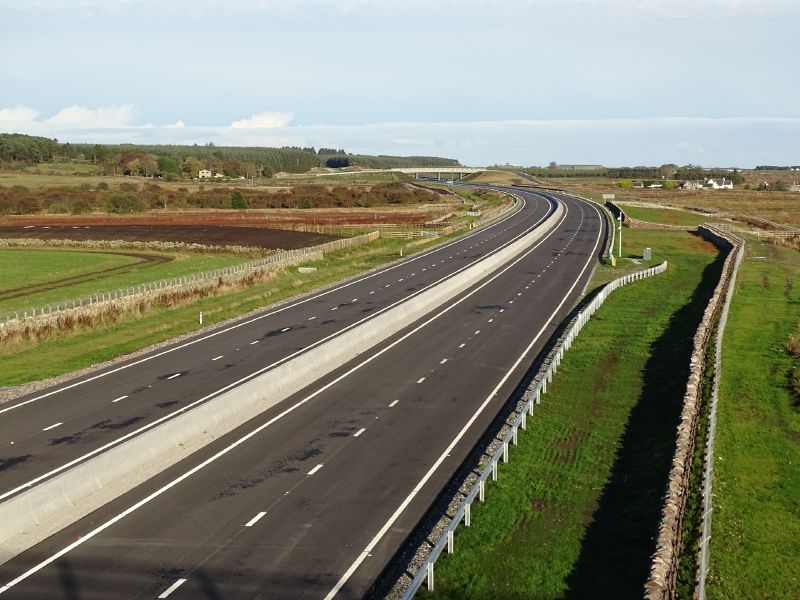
xmin=459 ymin=343 xmax=466 ymax=348
xmin=488 ymin=318 xmax=494 ymax=323
xmin=42 ymin=422 xmax=62 ymax=432
xmin=440 ymin=358 xmax=448 ymax=364
xmin=281 ymin=327 xmax=291 ymax=332
xmin=369 ymin=291 xmax=375 ymax=294
xmin=499 ymin=309 xmax=505 ymax=313
xmin=331 ymin=306 xmax=338 ymax=311
xmin=307 ymin=464 xmax=324 ymax=476
xmin=474 ymin=330 xmax=481 ymax=335
xmin=211 ymin=356 xmax=224 ymax=362
xmin=351 ymin=298 xmax=358 ymax=303
xmin=249 ymin=340 xmax=259 ymax=345
xmin=111 ymin=395 xmax=129 ymax=403
xmin=158 ymin=578 xmax=187 ymax=598
xmin=398 ymin=278 xmax=404 ymax=282
xmin=389 ymin=400 xmax=399 ymax=407
xmin=166 ymin=373 xmax=182 ymax=380
xmin=308 ymin=316 xmax=317 ymax=320
xmin=245 ymin=512 xmax=267 ymax=527
xmin=417 ymin=377 xmax=426 ymax=384
xmin=353 ymin=428 xmax=366 ymax=438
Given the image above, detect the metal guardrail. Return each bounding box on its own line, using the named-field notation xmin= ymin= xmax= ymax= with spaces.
xmin=697 ymin=229 xmax=744 ymax=600
xmin=401 ymin=260 xmax=669 ymax=598
xmin=0 ymin=231 xmax=380 ymax=325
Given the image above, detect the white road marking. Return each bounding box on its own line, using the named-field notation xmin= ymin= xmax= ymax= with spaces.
xmin=281 ymin=327 xmax=291 ymax=332
xmin=440 ymin=358 xmax=448 ymax=364
xmin=331 ymin=306 xmax=338 ymax=311
xmin=417 ymin=377 xmax=426 ymax=384
xmin=307 ymin=464 xmax=324 ymax=476
xmin=517 ymin=292 xmax=522 ymax=296
xmin=369 ymin=291 xmax=375 ymax=294
xmin=308 ymin=316 xmax=317 ymax=320
xmin=211 ymin=356 xmax=223 ymax=361
xmin=459 ymin=343 xmax=466 ymax=348
xmin=166 ymin=373 xmax=181 ymax=380
xmin=42 ymin=423 xmax=62 ymax=432
xmin=245 ymin=512 xmax=267 ymax=527
xmin=389 ymin=400 xmax=399 ymax=407
xmin=510 ymin=300 xmax=515 ymax=304
xmin=0 ymin=194 xmax=552 ymax=587
xmin=158 ymin=578 xmax=187 ymax=598
xmin=323 ymin=198 xmax=602 ymax=600
xmin=111 ymin=395 xmax=129 ymax=403
xmin=249 ymin=340 xmax=259 ymax=345
xmin=499 ymin=309 xmax=504 ymax=313
xmin=474 ymin=330 xmax=481 ymax=335
xmin=398 ymin=278 xmax=404 ymax=282
xmin=353 ymin=428 xmax=366 ymax=438
xmin=351 ymin=298 xmax=358 ymax=303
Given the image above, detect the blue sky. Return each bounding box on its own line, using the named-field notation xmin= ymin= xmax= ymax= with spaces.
xmin=1 ymin=0 xmax=798 ymax=167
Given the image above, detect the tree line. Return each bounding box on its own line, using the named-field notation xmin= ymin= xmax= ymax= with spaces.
xmin=0 ymin=134 xmax=460 ymax=178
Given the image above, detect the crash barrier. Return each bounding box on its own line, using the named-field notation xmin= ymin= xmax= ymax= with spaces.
xmin=402 ymin=261 xmax=669 ymax=598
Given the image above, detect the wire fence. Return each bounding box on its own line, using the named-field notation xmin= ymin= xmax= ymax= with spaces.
xmin=0 ymin=231 xmax=380 ymax=326
xmin=401 ymin=260 xmax=669 ymax=598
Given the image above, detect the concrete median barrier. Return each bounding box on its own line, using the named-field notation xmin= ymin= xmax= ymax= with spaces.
xmin=0 ymin=197 xmax=564 ymax=564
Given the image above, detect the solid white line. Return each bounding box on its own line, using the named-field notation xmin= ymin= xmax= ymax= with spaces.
xmin=211 ymin=355 xmax=224 ymax=361
xmin=157 ymin=578 xmax=187 ymax=598
xmin=281 ymin=327 xmax=291 ymax=332
xmin=307 ymin=464 xmax=324 ymax=476
xmin=0 ymin=195 xmax=553 ymax=591
xmin=388 ymin=400 xmax=399 ymax=407
xmin=417 ymin=377 xmax=426 ymax=384
xmin=42 ymin=423 xmax=62 ymax=432
xmin=323 ymin=198 xmax=603 ymax=600
xmin=111 ymin=395 xmax=129 ymax=403
xmin=353 ymin=428 xmax=366 ymax=438
xmin=244 ymin=512 xmax=267 ymax=527
xmin=0 ymin=200 xmax=525 ymax=418
xmin=166 ymin=373 xmax=181 ymax=380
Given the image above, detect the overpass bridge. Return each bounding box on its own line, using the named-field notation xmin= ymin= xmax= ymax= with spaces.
xmin=313 ymin=167 xmax=487 ymax=181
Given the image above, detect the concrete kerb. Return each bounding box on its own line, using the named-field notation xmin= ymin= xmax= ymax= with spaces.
xmin=0 ymin=198 xmax=564 ymax=565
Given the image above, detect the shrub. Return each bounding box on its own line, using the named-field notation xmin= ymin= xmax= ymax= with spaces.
xmin=106 ymin=191 xmax=147 ymax=213
xmin=617 ymin=179 xmax=633 ymax=189
xmin=230 ymin=190 xmax=248 ymax=209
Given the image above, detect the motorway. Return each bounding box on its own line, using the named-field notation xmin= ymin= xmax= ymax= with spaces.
xmin=0 ymin=190 xmax=550 ymax=500
xmin=0 ymin=190 xmax=605 ymax=598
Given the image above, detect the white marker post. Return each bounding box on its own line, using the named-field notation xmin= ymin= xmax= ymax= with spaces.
xmin=618 ymin=213 xmax=623 ymax=258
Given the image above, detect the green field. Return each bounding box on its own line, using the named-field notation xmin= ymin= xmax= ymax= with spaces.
xmin=619 ymin=203 xmax=708 ymax=227
xmin=418 ymin=228 xmax=721 ymax=599
xmin=706 ymin=238 xmax=800 ymax=598
xmin=0 ymin=233 xmax=460 ymax=386
xmin=0 ymin=247 xmax=248 ymax=315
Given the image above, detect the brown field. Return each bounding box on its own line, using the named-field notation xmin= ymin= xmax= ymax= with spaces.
xmin=0 ymin=222 xmax=338 ymax=250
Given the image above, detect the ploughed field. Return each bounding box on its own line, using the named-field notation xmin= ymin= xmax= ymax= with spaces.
xmin=0 ymin=223 xmax=338 ymax=250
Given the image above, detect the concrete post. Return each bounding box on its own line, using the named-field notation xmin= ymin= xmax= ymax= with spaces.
xmin=427 ymin=562 xmax=434 ymax=592
xmin=479 ymin=480 xmax=485 ymax=502
xmin=447 ymin=530 xmax=454 ymax=554
xmin=521 ymin=412 xmax=527 ymax=429
xmin=465 ymin=502 xmax=471 ymax=527
xmin=513 ymin=427 xmax=518 ymax=445
xmin=503 ymin=443 xmax=509 ymax=463
xmin=492 ymin=460 xmax=498 ymax=481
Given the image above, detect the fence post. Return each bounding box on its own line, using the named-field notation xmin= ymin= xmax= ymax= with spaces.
xmin=447 ymin=530 xmax=454 ymax=554
xmin=492 ymin=461 xmax=498 ymax=481
xmin=465 ymin=502 xmax=471 ymax=527
xmin=427 ymin=562 xmax=434 ymax=592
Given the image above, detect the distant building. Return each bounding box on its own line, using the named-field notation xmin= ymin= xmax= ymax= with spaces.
xmin=198 ymin=169 xmax=211 ymax=179
xmin=790 ymin=183 xmax=800 ymax=193
xmin=680 ymin=180 xmax=701 ymax=190
xmin=646 ymin=183 xmax=663 ymax=189
xmin=213 ymin=172 xmax=225 ymax=179
xmin=556 ymin=164 xmax=605 ymax=171
xmin=704 ymin=178 xmax=734 ymax=190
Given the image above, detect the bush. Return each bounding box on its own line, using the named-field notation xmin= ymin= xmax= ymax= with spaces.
xmin=618 ymin=179 xmax=633 ymax=189
xmin=230 ymin=190 xmax=248 ymax=209
xmin=106 ymin=191 xmax=147 ymax=213
xmin=663 ymin=180 xmax=678 ymax=190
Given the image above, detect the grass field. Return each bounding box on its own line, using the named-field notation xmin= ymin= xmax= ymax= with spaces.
xmin=618 ymin=203 xmax=708 ymax=227
xmin=0 ymin=248 xmax=248 ymax=316
xmin=706 ymin=237 xmax=800 ymax=599
xmin=0 ymin=233 xmax=461 ymax=386
xmin=465 ymin=170 xmax=529 ymax=186
xmin=419 ymin=228 xmax=721 ymax=599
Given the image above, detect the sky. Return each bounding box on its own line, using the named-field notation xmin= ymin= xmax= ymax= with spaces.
xmin=1 ymin=0 xmax=798 ymax=167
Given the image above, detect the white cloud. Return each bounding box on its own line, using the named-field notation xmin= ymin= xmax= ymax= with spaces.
xmin=0 ymin=105 xmax=40 ymax=129
xmin=229 ymin=111 xmax=294 ymax=129
xmin=42 ymin=104 xmax=135 ymax=129
xmin=167 ymin=120 xmax=186 ymax=128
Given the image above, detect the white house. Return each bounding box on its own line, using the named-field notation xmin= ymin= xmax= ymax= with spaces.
xmin=198 ymin=169 xmax=211 ymax=179
xmin=704 ymin=178 xmax=734 ymax=190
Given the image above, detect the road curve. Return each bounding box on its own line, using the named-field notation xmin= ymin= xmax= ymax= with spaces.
xmin=0 ymin=191 xmax=606 ymax=598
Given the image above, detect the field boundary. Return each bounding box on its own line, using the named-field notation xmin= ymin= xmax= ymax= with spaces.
xmin=400 ymin=261 xmax=669 ymax=598
xmin=644 ymin=226 xmax=744 ymax=599
xmin=696 ymin=228 xmax=744 ymax=600
xmin=0 ymin=231 xmax=379 ymax=330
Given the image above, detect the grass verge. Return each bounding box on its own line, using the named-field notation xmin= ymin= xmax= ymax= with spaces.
xmin=705 ymin=237 xmax=800 ymax=599
xmin=619 ymin=203 xmax=707 ymax=227
xmin=418 ymin=228 xmax=721 ymax=599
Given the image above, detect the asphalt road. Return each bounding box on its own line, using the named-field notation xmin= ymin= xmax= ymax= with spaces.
xmin=0 ymin=190 xmax=551 ymax=501
xmin=0 ymin=191 xmax=606 ymax=599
